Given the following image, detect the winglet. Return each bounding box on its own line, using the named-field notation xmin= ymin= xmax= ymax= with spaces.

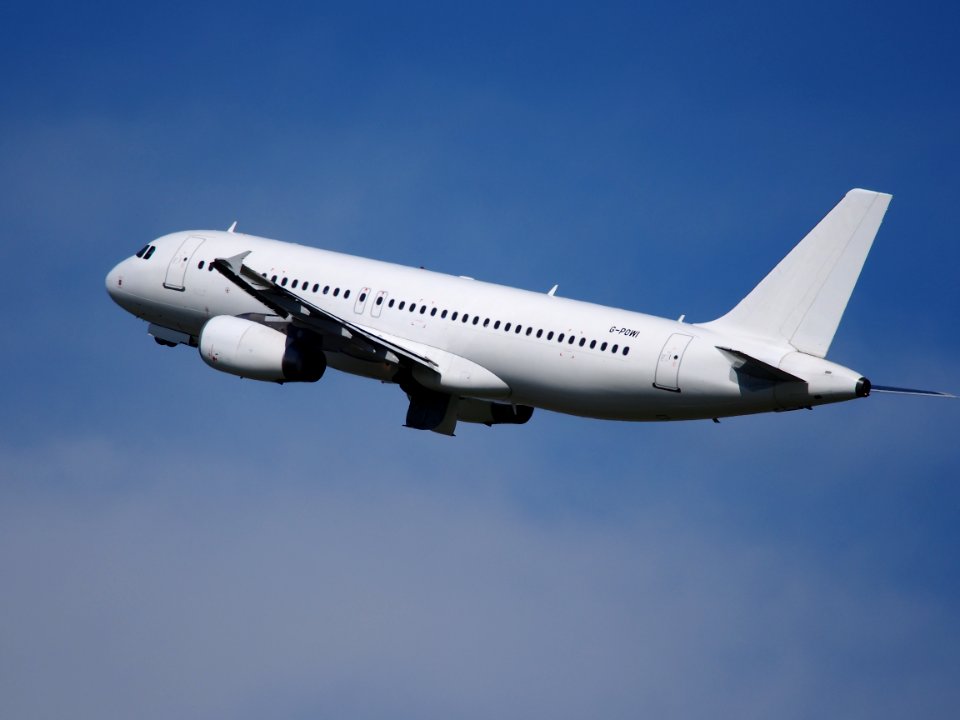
xmin=547 ymin=284 xmax=559 ymax=296
xmin=227 ymin=221 xmax=238 ymax=233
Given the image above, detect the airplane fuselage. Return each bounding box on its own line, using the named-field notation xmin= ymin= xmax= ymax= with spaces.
xmin=107 ymin=229 xmax=867 ymax=425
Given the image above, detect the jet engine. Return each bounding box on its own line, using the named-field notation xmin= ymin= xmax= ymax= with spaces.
xmin=198 ymin=315 xmax=325 ymax=382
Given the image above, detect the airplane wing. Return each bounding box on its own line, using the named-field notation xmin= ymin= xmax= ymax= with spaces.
xmin=211 ymin=251 xmax=439 ymax=370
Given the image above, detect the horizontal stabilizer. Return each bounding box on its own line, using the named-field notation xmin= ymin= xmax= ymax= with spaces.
xmin=871 ymin=385 xmax=956 ymax=398
xmin=716 ymin=346 xmax=803 ymax=383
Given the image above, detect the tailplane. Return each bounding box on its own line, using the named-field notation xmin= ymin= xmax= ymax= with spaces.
xmin=704 ymin=189 xmax=892 ymax=357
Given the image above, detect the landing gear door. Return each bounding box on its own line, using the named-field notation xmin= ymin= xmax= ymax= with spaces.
xmin=654 ymin=333 xmax=693 ymax=392
xmin=163 ymin=236 xmax=206 ymax=291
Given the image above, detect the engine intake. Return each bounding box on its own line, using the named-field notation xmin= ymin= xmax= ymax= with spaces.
xmin=199 ymin=315 xmax=325 ymax=383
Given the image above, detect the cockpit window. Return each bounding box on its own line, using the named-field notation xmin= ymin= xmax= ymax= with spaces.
xmin=135 ymin=245 xmax=149 ymax=258
xmin=143 ymin=246 xmax=156 ymax=260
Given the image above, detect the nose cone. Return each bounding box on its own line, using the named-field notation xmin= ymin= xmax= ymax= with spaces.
xmin=105 ymin=262 xmax=125 ymax=303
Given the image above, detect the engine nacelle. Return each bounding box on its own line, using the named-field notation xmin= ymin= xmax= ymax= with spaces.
xmin=198 ymin=315 xmax=325 ymax=383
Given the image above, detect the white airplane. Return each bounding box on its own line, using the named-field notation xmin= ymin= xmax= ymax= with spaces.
xmin=106 ymin=189 xmax=953 ymax=435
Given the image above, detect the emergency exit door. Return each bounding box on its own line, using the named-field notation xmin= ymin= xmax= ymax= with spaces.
xmin=654 ymin=333 xmax=693 ymax=392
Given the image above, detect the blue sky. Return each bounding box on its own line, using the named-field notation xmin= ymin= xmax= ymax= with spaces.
xmin=1 ymin=2 xmax=958 ymax=718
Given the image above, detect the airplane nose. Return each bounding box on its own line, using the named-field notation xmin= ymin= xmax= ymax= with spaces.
xmin=105 ymin=262 xmax=125 ymax=302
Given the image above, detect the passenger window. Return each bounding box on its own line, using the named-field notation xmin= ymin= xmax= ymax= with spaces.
xmin=547 ymin=331 xmax=554 ymax=340
xmin=462 ymin=314 xmax=469 ymax=323
xmin=376 ymin=296 xmax=384 ymax=305
xmin=536 ymin=329 xmax=543 ymax=338
xmin=333 ymin=288 xmax=340 ymax=297
xmin=515 ymin=325 xmax=522 ymax=334
xmin=360 ymin=292 xmax=367 ymax=302
xmin=197 ymin=260 xmax=205 ymax=270
xmin=431 ymin=307 xmax=437 ymax=316
xmin=558 ymin=333 xmax=565 ymax=342
xmin=451 ymin=312 xmax=458 ymax=321
xmin=483 ymin=318 xmax=490 ymax=327
xmin=601 ymin=342 xmax=608 ymax=351
xmin=313 ymin=283 xmax=319 ymax=292
xmin=494 ymin=321 xmax=501 ymax=329
xmin=398 ymin=301 xmax=405 ymax=310
xmin=441 ymin=310 xmax=448 ymax=318
xmin=409 ymin=303 xmax=416 ymax=312
xmin=388 ymin=298 xmax=394 ymax=307
xmin=568 ymin=335 xmax=575 ymax=344
xmin=579 ymin=337 xmax=586 ymax=347
xmin=420 ymin=306 xmax=427 ymax=314
xmin=272 ymin=275 xmax=278 ymax=283
xmin=344 ymin=290 xmax=351 ymax=299
xmin=612 ymin=344 xmax=619 ymax=353
xmin=281 ymin=277 xmax=288 ymax=286
xmin=292 ymin=280 xmax=298 ymax=288
xmin=473 ymin=317 xmax=480 ymax=325
xmin=526 ymin=328 xmax=532 ymax=336
xmin=504 ymin=323 xmax=511 ymax=332
xmin=590 ymin=340 xmax=596 ymax=349
xmin=323 ymin=286 xmax=330 ymax=294
xmin=623 ymin=346 xmax=630 ymax=356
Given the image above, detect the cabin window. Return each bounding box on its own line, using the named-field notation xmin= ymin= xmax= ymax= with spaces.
xmin=612 ymin=344 xmax=619 ymax=353
xmin=462 ymin=314 xmax=469 ymax=323
xmin=568 ymin=335 xmax=575 ymax=345
xmin=601 ymin=342 xmax=608 ymax=351
xmin=547 ymin=331 xmax=554 ymax=340
xmin=344 ymin=289 xmax=351 ymax=299
xmin=623 ymin=346 xmax=630 ymax=356
xmin=579 ymin=337 xmax=586 ymax=347
xmin=483 ymin=318 xmax=490 ymax=327
xmin=420 ymin=306 xmax=427 ymax=314
xmin=388 ymin=298 xmax=394 ymax=307
xmin=313 ymin=283 xmax=319 ymax=292
xmin=398 ymin=301 xmax=405 ymax=310
xmin=281 ymin=277 xmax=288 ymax=286
xmin=451 ymin=312 xmax=458 ymax=321
xmin=333 ymin=288 xmax=340 ymax=297
xmin=431 ymin=307 xmax=437 ymax=316
xmin=197 ymin=260 xmax=205 ymax=270
xmin=515 ymin=325 xmax=522 ymax=334
xmin=375 ymin=295 xmax=383 ymax=305
xmin=473 ymin=317 xmax=480 ymax=326
xmin=272 ymin=275 xmax=279 ymax=283
xmin=504 ymin=323 xmax=511 ymax=332
xmin=441 ymin=309 xmax=448 ymax=319
xmin=590 ymin=340 xmax=597 ymax=349
xmin=291 ymin=279 xmax=298 ymax=289
xmin=558 ymin=333 xmax=565 ymax=342
xmin=323 ymin=286 xmax=330 ymax=294
xmin=494 ymin=320 xmax=501 ymax=329
xmin=359 ymin=292 xmax=367 ymax=302
xmin=536 ymin=329 xmax=543 ymax=338
xmin=409 ymin=303 xmax=416 ymax=312
xmin=209 ymin=265 xmax=215 ymax=272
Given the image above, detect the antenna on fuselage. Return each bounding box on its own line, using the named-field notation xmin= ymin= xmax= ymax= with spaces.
xmin=227 ymin=221 xmax=238 ymax=233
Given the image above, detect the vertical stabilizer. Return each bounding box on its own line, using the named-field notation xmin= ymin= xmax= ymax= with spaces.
xmin=704 ymin=189 xmax=891 ymax=357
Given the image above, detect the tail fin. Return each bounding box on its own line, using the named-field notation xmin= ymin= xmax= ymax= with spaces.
xmin=704 ymin=189 xmax=892 ymax=357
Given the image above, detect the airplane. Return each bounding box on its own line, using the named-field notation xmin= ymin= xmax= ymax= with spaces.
xmin=106 ymin=189 xmax=953 ymax=435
